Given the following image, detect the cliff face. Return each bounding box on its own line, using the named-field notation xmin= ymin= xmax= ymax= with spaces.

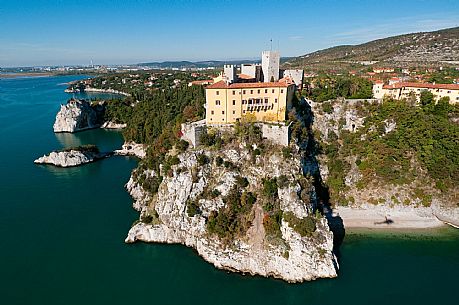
xmin=310 ymin=99 xmax=459 ymax=226
xmin=53 ymin=99 xmax=105 ymax=133
xmin=125 ymin=143 xmax=338 ymax=282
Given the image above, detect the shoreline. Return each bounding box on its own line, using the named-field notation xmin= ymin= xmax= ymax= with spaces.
xmin=332 ymin=205 xmax=459 ymax=233
xmin=0 ymin=72 xmax=54 ymax=79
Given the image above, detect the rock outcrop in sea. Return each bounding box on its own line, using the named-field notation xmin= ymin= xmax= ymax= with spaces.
xmin=53 ymin=99 xmax=105 ymax=133
xmin=125 ymin=141 xmax=338 ymax=282
xmin=34 ymin=149 xmax=109 ymax=167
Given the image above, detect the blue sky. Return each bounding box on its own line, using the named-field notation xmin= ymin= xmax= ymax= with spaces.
xmin=1 ymin=0 xmax=459 ymax=67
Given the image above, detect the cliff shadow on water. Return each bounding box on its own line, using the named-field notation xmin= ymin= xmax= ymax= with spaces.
xmin=299 ymin=98 xmax=345 ymax=262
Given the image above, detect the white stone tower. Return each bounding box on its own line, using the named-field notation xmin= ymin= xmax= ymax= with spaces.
xmin=223 ymin=64 xmax=237 ymax=84
xmin=261 ymin=51 xmax=280 ymax=83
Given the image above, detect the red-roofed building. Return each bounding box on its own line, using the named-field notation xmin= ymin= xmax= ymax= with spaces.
xmin=188 ymin=79 xmax=214 ymax=87
xmin=373 ymin=81 xmax=459 ymax=103
xmin=206 ymin=78 xmax=295 ymax=124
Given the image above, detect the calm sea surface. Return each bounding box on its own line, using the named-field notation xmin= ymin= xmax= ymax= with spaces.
xmin=0 ymin=75 xmax=458 ymax=305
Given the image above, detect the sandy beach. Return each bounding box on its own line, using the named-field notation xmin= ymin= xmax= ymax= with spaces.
xmin=333 ymin=205 xmax=446 ymax=230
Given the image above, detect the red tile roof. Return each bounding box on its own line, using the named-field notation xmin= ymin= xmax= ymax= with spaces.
xmin=190 ymin=79 xmax=214 ymax=85
xmin=382 ymin=82 xmax=459 ymax=90
xmin=237 ymin=73 xmax=255 ymax=80
xmin=206 ymin=79 xmax=292 ymax=89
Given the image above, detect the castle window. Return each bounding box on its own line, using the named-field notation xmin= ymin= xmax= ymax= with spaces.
xmin=280 ymin=89 xmax=284 ymax=93
xmin=265 ymin=89 xmax=268 ymax=93
xmin=232 ymin=100 xmax=236 ymax=105
xmin=243 ymin=110 xmax=246 ymax=113
xmin=222 ymin=111 xmax=225 ymax=114
xmin=233 ymin=110 xmax=235 ymax=114
xmin=216 ymin=91 xmax=219 ymax=95
xmin=243 ymin=90 xmax=246 ymax=94
xmin=275 ymin=98 xmax=278 ymax=103
xmin=272 ymin=89 xmax=275 ymax=93
xmin=264 ymin=98 xmax=268 ymax=103
xmin=211 ymin=110 xmax=214 ymax=115
xmin=448 ymin=90 xmax=451 ymax=93
xmin=215 ymin=100 xmax=221 ymax=105
xmin=232 ymin=90 xmax=236 ymax=95
xmin=250 ymin=90 xmax=253 ymax=94
xmin=257 ymin=89 xmax=260 ymax=94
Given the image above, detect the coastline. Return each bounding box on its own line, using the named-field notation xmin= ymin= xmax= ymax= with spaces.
xmin=334 ymin=205 xmax=444 ymax=230
xmin=0 ymin=72 xmax=54 ymax=79
xmin=76 ymin=87 xmax=131 ymax=97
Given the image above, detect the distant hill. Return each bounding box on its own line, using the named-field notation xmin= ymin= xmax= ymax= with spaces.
xmin=138 ymin=60 xmax=258 ymax=69
xmin=286 ymin=26 xmax=459 ymax=69
xmin=138 ymin=58 xmax=293 ymax=69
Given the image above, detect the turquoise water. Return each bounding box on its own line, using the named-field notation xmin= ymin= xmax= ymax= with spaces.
xmin=0 ymin=76 xmax=458 ymax=305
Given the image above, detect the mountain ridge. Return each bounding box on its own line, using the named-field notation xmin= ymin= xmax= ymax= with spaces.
xmin=286 ymin=26 xmax=459 ymax=68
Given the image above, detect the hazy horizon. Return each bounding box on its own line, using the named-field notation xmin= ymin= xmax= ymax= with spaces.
xmin=1 ymin=0 xmax=459 ymax=67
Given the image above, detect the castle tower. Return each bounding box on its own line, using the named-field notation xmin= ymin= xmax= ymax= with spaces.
xmin=223 ymin=64 xmax=237 ymax=84
xmin=261 ymin=51 xmax=280 ymax=83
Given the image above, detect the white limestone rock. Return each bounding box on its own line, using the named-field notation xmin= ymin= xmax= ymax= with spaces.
xmin=125 ymin=149 xmax=338 ymax=282
xmin=53 ymin=99 xmax=104 ymax=133
xmin=101 ymin=121 xmax=127 ymax=129
xmin=114 ymin=142 xmax=146 ymax=158
xmin=34 ymin=150 xmax=105 ymax=167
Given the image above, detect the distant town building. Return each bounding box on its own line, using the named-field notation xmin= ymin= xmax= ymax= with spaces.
xmin=188 ymin=79 xmax=214 ymax=87
xmin=373 ymin=81 xmax=459 ymax=103
xmin=373 ymin=67 xmax=395 ymax=74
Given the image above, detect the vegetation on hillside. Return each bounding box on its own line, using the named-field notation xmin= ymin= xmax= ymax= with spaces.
xmin=303 ymin=75 xmax=373 ymax=102
xmin=318 ymin=98 xmax=459 ymax=205
xmin=287 ymin=26 xmax=459 ymax=69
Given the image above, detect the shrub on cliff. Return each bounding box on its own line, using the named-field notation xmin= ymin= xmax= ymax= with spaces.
xmin=206 ymin=186 xmax=254 ymax=241
xmin=283 ymin=212 xmax=316 ymax=237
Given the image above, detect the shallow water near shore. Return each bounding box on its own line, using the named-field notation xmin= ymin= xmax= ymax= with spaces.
xmin=1 ymin=75 xmax=458 ymax=305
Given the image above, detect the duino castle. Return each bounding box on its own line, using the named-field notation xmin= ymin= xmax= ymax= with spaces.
xmin=181 ymin=51 xmax=303 ymax=147
xmin=205 ymin=51 xmax=303 ymax=125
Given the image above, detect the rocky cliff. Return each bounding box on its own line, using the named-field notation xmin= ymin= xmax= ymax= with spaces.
xmin=53 ymin=99 xmax=105 ymax=133
xmin=125 ymin=134 xmax=338 ymax=282
xmin=310 ymin=98 xmax=459 ymax=227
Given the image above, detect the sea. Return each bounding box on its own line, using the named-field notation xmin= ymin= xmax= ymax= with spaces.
xmin=0 ymin=75 xmax=458 ymax=305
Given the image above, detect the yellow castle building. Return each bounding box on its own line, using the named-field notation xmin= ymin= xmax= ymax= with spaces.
xmin=205 ymin=79 xmax=295 ymax=124
xmin=205 ymin=51 xmax=299 ymax=125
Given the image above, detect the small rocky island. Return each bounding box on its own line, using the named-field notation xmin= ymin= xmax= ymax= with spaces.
xmin=34 ymin=145 xmax=110 ymax=167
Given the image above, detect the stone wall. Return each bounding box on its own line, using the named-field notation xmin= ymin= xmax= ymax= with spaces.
xmin=181 ymin=119 xmax=206 ymax=148
xmin=260 ymin=122 xmax=290 ymax=146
